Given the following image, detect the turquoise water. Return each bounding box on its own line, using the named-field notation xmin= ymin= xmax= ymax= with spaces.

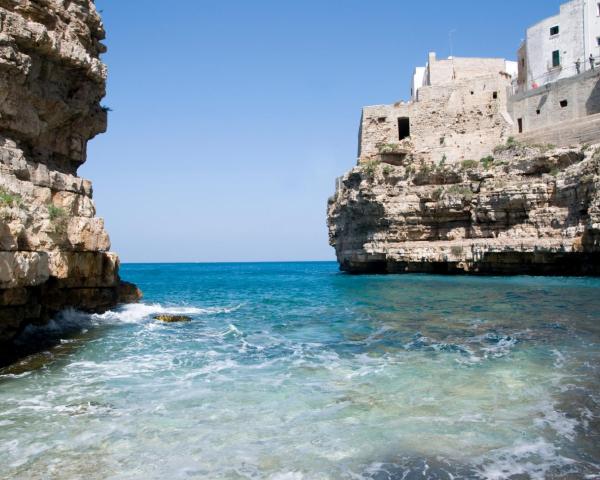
xmin=1 ymin=262 xmax=600 ymax=479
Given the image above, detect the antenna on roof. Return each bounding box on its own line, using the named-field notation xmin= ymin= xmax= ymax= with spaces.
xmin=449 ymin=29 xmax=457 ymax=79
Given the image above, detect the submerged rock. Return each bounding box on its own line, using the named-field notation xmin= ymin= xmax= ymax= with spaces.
xmin=153 ymin=315 xmax=192 ymax=323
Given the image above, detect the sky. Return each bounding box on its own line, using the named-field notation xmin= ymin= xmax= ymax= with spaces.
xmin=85 ymin=0 xmax=565 ymax=263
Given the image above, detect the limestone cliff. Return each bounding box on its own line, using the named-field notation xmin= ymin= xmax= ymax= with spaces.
xmin=0 ymin=0 xmax=140 ymax=354
xmin=328 ymin=143 xmax=600 ymax=274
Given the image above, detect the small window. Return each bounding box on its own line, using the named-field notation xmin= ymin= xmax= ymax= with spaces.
xmin=552 ymin=50 xmax=560 ymax=67
xmin=470 ymin=91 xmax=474 ymax=95
xmin=596 ymin=37 xmax=600 ymax=46
xmin=377 ymin=117 xmax=387 ymax=123
xmin=560 ymin=99 xmax=568 ymax=108
xmin=521 ymin=58 xmax=525 ymax=67
xmin=550 ymin=25 xmax=559 ymax=36
xmin=492 ymin=91 xmax=498 ymax=99
xmin=518 ymin=118 xmax=523 ymax=133
xmin=536 ymin=109 xmax=541 ymax=115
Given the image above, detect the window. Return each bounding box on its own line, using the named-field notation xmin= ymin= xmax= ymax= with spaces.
xmin=518 ymin=118 xmax=523 ymax=133
xmin=597 ymin=37 xmax=600 ymax=46
xmin=492 ymin=91 xmax=498 ymax=99
xmin=597 ymin=2 xmax=600 ymax=16
xmin=552 ymin=50 xmax=560 ymax=67
xmin=377 ymin=117 xmax=387 ymax=123
xmin=536 ymin=109 xmax=541 ymax=115
xmin=550 ymin=25 xmax=559 ymax=36
xmin=398 ymin=117 xmax=410 ymax=140
xmin=560 ymin=99 xmax=568 ymax=108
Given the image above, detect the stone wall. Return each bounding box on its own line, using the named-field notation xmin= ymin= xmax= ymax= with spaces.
xmin=0 ymin=0 xmax=140 ymax=360
xmin=359 ymin=72 xmax=514 ymax=166
xmin=509 ymin=69 xmax=600 ymax=137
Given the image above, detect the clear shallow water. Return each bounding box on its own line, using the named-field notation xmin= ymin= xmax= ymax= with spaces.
xmin=1 ymin=262 xmax=600 ymax=480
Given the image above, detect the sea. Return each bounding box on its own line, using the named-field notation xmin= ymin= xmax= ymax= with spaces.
xmin=1 ymin=262 xmax=599 ymax=479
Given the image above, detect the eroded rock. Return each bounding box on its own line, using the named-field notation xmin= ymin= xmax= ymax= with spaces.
xmin=0 ymin=0 xmax=140 ymax=358
xmin=328 ymin=145 xmax=600 ymax=275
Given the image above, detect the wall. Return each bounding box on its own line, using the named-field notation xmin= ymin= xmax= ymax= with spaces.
xmin=509 ymin=68 xmax=600 ymax=135
xmin=359 ymin=72 xmax=513 ymax=165
xmin=428 ymin=57 xmax=508 ymax=86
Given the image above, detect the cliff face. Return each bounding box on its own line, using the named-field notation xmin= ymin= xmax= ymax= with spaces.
xmin=328 ymin=143 xmax=600 ymax=274
xmin=0 ymin=0 xmax=140 ymax=351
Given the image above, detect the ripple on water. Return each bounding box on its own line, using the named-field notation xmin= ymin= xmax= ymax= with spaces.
xmin=1 ymin=264 xmax=600 ymax=479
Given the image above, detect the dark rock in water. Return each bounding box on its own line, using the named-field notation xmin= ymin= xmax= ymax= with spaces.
xmin=153 ymin=314 xmax=192 ymax=323
xmin=118 ymin=282 xmax=143 ymax=304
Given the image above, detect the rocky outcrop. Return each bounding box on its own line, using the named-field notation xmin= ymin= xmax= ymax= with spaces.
xmin=0 ymin=0 xmax=140 ymax=354
xmin=328 ymin=143 xmax=600 ymax=274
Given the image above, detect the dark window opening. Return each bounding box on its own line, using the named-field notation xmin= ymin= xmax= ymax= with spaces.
xmin=536 ymin=109 xmax=541 ymax=115
xmin=398 ymin=117 xmax=410 ymax=140
xmin=550 ymin=25 xmax=559 ymax=36
xmin=492 ymin=91 xmax=498 ymax=99
xmin=552 ymin=50 xmax=560 ymax=67
xmin=596 ymin=37 xmax=600 ymax=46
xmin=521 ymin=58 xmax=525 ymax=67
xmin=560 ymin=99 xmax=568 ymax=107
xmin=470 ymin=91 xmax=474 ymax=95
xmin=518 ymin=118 xmax=523 ymax=133
xmin=377 ymin=116 xmax=387 ymax=123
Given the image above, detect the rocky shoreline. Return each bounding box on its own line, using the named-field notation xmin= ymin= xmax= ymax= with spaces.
xmin=328 ymin=142 xmax=600 ymax=275
xmin=0 ymin=0 xmax=140 ymax=363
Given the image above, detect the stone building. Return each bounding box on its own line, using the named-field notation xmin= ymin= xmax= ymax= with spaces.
xmin=359 ymin=53 xmax=517 ymax=166
xmin=517 ymin=0 xmax=600 ymax=92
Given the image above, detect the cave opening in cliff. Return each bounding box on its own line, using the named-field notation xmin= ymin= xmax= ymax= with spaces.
xmin=398 ymin=117 xmax=410 ymax=140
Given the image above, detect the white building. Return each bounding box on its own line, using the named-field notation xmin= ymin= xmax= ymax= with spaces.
xmin=411 ymin=52 xmax=517 ymax=101
xmin=518 ymin=0 xmax=600 ymax=91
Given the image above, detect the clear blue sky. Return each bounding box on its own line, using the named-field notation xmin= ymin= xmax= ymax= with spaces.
xmin=85 ymin=0 xmax=564 ymax=263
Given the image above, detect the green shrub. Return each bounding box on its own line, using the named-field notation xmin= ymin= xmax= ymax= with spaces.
xmin=48 ymin=204 xmax=67 ymax=221
xmin=419 ymin=163 xmax=432 ymax=175
xmin=493 ymin=137 xmax=521 ymax=154
xmin=377 ymin=143 xmax=400 ymax=154
xmin=48 ymin=204 xmax=68 ymax=234
xmin=461 ymin=159 xmax=478 ymax=169
xmin=362 ymin=159 xmax=380 ymax=179
xmin=0 ymin=187 xmax=22 ymax=207
xmin=382 ymin=164 xmax=393 ymax=176
xmin=549 ymin=167 xmax=560 ymax=177
xmin=447 ymin=185 xmax=473 ymax=200
xmin=480 ymin=156 xmax=494 ymax=169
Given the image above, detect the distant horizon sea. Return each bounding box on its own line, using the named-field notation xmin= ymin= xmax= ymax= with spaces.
xmin=1 ymin=262 xmax=599 ymax=479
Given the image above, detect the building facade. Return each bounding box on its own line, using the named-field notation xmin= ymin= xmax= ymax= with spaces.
xmin=360 ymin=53 xmax=517 ymax=165
xmin=518 ymin=0 xmax=600 ymax=92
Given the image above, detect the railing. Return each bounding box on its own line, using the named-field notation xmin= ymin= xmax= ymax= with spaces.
xmin=511 ymin=55 xmax=600 ymax=95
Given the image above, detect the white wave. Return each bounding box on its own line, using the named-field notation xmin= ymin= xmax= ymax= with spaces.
xmin=89 ymin=302 xmax=243 ymax=325
xmin=475 ymin=438 xmax=575 ymax=480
